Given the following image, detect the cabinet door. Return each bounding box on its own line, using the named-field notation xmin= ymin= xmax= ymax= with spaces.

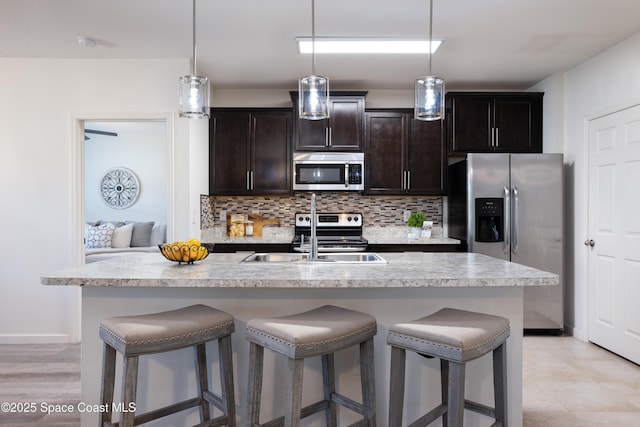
xmin=251 ymin=111 xmax=292 ymax=194
xmin=365 ymin=111 xmax=406 ymax=194
xmin=493 ymin=95 xmax=542 ymax=152
xmin=209 ymin=112 xmax=251 ymax=195
xmin=448 ymin=95 xmax=493 ymax=153
xmin=328 ymin=97 xmax=364 ymax=151
xmin=407 ymin=118 xmax=446 ymax=194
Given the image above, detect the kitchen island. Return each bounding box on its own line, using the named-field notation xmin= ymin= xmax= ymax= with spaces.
xmin=42 ymin=252 xmax=557 ymax=427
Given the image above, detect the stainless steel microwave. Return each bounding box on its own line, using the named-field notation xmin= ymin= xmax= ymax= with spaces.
xmin=292 ymin=152 xmax=364 ymax=191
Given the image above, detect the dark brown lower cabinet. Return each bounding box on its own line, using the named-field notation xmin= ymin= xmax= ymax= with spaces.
xmin=210 ymin=109 xmax=292 ymax=195
xmin=365 ymin=110 xmax=446 ymax=195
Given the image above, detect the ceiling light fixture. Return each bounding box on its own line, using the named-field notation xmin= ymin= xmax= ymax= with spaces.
xmin=179 ymin=0 xmax=210 ymax=119
xmin=297 ymin=38 xmax=442 ymax=54
xmin=415 ymin=0 xmax=445 ymax=121
xmin=299 ymin=0 xmax=329 ymax=121
xmin=77 ymin=36 xmax=97 ymax=48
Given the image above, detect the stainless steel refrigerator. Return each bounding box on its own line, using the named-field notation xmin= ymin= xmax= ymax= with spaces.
xmin=448 ymin=153 xmax=564 ymax=333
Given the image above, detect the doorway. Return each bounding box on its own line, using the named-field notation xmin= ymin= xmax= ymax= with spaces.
xmin=587 ymin=104 xmax=640 ymax=364
xmin=77 ymin=118 xmax=171 ymax=264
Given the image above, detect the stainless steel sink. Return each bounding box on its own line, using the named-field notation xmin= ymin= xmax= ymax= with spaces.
xmin=241 ymin=252 xmax=387 ymax=264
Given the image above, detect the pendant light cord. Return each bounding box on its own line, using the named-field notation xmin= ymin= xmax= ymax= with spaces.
xmin=192 ymin=0 xmax=197 ymax=76
xmin=311 ymin=0 xmax=316 ymax=76
xmin=428 ymin=0 xmax=433 ymax=76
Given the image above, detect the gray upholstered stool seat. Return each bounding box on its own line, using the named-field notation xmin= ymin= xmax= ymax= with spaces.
xmin=387 ymin=308 xmax=510 ymax=427
xmin=99 ymin=304 xmax=236 ymax=427
xmin=246 ymin=305 xmax=377 ymax=427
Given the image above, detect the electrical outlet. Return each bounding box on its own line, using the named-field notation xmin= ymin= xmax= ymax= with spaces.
xmin=403 ymin=210 xmax=411 ymax=221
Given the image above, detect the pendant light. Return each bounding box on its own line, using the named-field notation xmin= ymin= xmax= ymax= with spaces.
xmin=179 ymin=0 xmax=210 ymax=119
xmin=299 ymin=0 xmax=329 ymax=120
xmin=415 ymin=0 xmax=444 ymax=121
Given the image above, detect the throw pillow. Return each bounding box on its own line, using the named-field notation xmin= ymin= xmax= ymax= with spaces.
xmin=128 ymin=221 xmax=155 ymax=247
xmin=86 ymin=222 xmax=116 ymax=249
xmin=150 ymin=223 xmax=167 ymax=246
xmin=111 ymin=223 xmax=134 ymax=248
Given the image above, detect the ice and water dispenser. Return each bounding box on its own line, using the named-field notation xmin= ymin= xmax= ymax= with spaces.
xmin=475 ymin=198 xmax=504 ymax=242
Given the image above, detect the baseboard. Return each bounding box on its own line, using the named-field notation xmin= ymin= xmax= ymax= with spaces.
xmin=0 ymin=334 xmax=80 ymax=344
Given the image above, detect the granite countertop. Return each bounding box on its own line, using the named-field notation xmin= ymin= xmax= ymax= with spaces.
xmin=41 ymin=252 xmax=557 ymax=289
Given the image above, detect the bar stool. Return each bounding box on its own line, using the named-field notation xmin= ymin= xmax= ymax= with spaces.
xmin=246 ymin=305 xmax=377 ymax=427
xmin=98 ymin=304 xmax=237 ymax=427
xmin=387 ymin=308 xmax=510 ymax=427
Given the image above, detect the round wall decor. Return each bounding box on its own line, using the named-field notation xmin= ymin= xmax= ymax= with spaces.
xmin=100 ymin=167 xmax=140 ymax=209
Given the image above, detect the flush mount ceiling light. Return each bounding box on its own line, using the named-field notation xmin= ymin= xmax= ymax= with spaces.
xmin=296 ymin=38 xmax=442 ymax=54
xmin=77 ymin=36 xmax=97 ymax=48
xmin=178 ymin=0 xmax=210 ymax=119
xmin=415 ymin=0 xmax=445 ymax=121
xmin=299 ymin=0 xmax=329 ymax=121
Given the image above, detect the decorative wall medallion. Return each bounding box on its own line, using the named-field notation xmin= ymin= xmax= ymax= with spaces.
xmin=100 ymin=167 xmax=140 ymax=209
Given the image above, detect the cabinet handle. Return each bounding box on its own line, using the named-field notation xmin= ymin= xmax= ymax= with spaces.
xmin=495 ymin=128 xmax=499 ymax=148
xmin=402 ymin=171 xmax=406 ymax=190
xmin=328 ymin=127 xmax=332 ymax=147
xmin=325 ymin=127 xmax=330 ymax=147
xmin=491 ymin=128 xmax=495 ymax=147
xmin=250 ymin=171 xmax=254 ymax=190
xmin=406 ymin=170 xmax=411 ymax=190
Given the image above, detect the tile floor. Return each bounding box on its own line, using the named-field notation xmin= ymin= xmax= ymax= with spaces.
xmin=523 ymin=335 xmax=640 ymax=426
xmin=0 ymin=336 xmax=639 ymax=426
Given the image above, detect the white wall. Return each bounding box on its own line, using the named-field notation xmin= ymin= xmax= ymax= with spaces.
xmin=85 ymin=122 xmax=167 ymax=225
xmin=532 ymin=32 xmax=640 ymax=339
xmin=0 ymin=58 xmax=195 ymax=343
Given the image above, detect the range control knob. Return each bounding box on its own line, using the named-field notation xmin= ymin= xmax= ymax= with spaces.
xmin=347 ymin=216 xmax=352 ymax=222
xmin=305 ymin=216 xmax=310 ymax=222
xmin=353 ymin=216 xmax=359 ymax=222
xmin=298 ymin=216 xmax=304 ymax=222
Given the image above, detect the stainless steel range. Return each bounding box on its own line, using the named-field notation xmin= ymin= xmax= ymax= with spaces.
xmin=291 ymin=213 xmax=368 ymax=253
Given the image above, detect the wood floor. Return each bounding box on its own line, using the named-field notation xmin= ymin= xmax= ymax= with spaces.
xmin=1 ymin=336 xmax=639 ymax=426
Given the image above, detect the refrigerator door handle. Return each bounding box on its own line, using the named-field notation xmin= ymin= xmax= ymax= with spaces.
xmin=512 ymin=186 xmax=519 ymax=255
xmin=503 ymin=186 xmax=510 ymax=254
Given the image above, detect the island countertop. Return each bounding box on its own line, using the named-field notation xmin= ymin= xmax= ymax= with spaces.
xmin=41 ymin=251 xmax=558 ymax=288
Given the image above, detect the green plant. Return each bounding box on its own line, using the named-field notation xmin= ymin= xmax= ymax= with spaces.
xmin=407 ymin=212 xmax=428 ymax=228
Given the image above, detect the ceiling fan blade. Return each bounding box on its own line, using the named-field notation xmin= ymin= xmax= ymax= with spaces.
xmin=84 ymin=129 xmax=118 ymax=137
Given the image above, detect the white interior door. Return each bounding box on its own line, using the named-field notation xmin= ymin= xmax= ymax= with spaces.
xmin=588 ymin=104 xmax=640 ymax=364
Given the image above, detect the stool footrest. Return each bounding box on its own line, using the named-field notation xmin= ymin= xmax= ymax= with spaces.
xmin=130 ymin=397 xmax=202 ymax=425
xmin=332 ymin=392 xmax=364 ymax=415
xmin=408 ymin=403 xmax=447 ymax=427
xmin=464 ymin=399 xmax=496 ymax=418
xmin=260 ymin=400 xmax=330 ymax=427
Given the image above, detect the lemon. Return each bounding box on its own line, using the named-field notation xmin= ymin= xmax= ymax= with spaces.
xmin=187 ymin=238 xmax=201 ymax=247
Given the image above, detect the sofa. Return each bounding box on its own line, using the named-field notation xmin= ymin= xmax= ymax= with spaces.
xmin=85 ymin=220 xmax=166 ymax=263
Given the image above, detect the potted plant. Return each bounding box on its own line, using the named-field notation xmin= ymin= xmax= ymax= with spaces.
xmin=407 ymin=212 xmax=428 ymax=239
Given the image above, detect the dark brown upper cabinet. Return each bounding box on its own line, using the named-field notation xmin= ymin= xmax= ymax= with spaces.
xmin=209 ymin=109 xmax=292 ymax=195
xmin=446 ymin=92 xmax=543 ymax=154
xmin=290 ymin=91 xmax=366 ymax=152
xmin=365 ymin=110 xmax=446 ymax=195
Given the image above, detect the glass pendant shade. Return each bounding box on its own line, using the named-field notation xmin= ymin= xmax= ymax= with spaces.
xmin=179 ymin=75 xmax=210 ymax=119
xmin=415 ymin=76 xmax=445 ymax=121
xmin=299 ymin=75 xmax=329 ymax=120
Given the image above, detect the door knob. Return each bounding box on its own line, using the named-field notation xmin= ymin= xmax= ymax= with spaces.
xmin=584 ymin=239 xmax=595 ymax=247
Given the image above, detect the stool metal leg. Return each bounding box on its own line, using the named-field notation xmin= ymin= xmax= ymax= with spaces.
xmin=493 ymin=342 xmax=508 ymax=427
xmin=360 ymin=337 xmax=376 ymax=426
xmin=218 ymin=334 xmax=236 ymax=427
xmin=100 ymin=343 xmax=117 ymax=427
xmin=120 ymin=355 xmax=139 ymax=427
xmin=447 ymin=361 xmax=465 ymax=427
xmin=194 ymin=343 xmax=211 ymax=422
xmin=388 ymin=346 xmax=406 ymax=427
xmin=247 ymin=342 xmax=264 ymax=427
xmin=322 ymin=353 xmax=337 ymax=427
xmin=284 ymin=358 xmax=305 ymax=427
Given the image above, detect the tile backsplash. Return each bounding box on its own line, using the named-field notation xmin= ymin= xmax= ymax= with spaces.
xmin=201 ymin=193 xmax=442 ymax=229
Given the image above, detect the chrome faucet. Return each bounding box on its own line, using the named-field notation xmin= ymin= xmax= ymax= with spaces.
xmin=309 ymin=192 xmax=318 ymax=260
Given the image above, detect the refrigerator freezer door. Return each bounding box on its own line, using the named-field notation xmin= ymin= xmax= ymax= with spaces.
xmin=467 ymin=153 xmax=510 ymax=260
xmin=511 ymin=154 xmax=564 ymax=330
